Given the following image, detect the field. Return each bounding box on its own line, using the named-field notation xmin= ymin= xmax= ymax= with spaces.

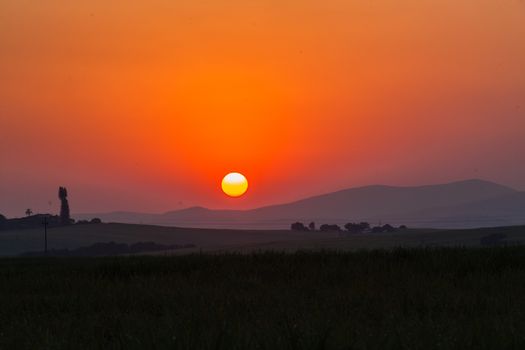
xmin=2 ymin=248 xmax=525 ymax=349
xmin=1 ymin=223 xmax=525 ymax=256
xmin=0 ymin=223 xmax=339 ymax=256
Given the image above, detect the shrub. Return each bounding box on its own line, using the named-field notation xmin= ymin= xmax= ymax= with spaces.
xmin=291 ymin=222 xmax=309 ymax=231
xmin=320 ymin=224 xmax=342 ymax=232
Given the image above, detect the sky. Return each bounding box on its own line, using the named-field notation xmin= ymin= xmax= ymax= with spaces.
xmin=1 ymin=0 xmax=524 ymax=217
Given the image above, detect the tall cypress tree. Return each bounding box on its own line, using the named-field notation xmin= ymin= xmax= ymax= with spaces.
xmin=58 ymin=187 xmax=71 ymax=225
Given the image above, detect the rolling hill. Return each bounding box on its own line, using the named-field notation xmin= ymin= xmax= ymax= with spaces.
xmin=75 ymin=179 xmax=525 ymax=229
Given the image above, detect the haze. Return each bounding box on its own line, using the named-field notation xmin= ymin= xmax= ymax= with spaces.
xmin=1 ymin=0 xmax=524 ymax=217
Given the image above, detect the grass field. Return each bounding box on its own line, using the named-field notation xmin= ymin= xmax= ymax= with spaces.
xmin=1 ymin=223 xmax=525 ymax=256
xmin=0 ymin=223 xmax=338 ymax=256
xmin=2 ymin=248 xmax=525 ymax=349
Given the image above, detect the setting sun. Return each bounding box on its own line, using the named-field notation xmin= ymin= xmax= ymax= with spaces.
xmin=221 ymin=173 xmax=248 ymax=198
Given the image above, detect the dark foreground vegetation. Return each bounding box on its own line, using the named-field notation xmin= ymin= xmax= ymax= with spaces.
xmin=2 ymin=248 xmax=525 ymax=349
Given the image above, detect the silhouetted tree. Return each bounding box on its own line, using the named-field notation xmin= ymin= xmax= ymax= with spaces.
xmin=308 ymin=222 xmax=316 ymax=231
xmin=291 ymin=222 xmax=309 ymax=231
xmin=371 ymin=224 xmax=397 ymax=233
xmin=359 ymin=222 xmax=371 ymax=231
xmin=382 ymin=224 xmax=396 ymax=232
xmin=344 ymin=222 xmax=370 ymax=233
xmin=90 ymin=218 xmax=102 ymax=224
xmin=25 ymin=209 xmax=33 ymax=217
xmin=58 ymin=187 xmax=71 ymax=225
xmin=320 ymin=224 xmax=342 ymax=232
xmin=371 ymin=226 xmax=384 ymax=233
xmin=399 ymin=225 xmax=407 ymax=230
xmin=344 ymin=223 xmax=359 ymax=233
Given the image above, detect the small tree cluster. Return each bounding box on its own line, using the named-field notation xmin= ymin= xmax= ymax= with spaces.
xmin=290 ymin=221 xmax=317 ymax=231
xmin=76 ymin=218 xmax=103 ymax=225
xmin=290 ymin=222 xmax=309 ymax=231
xmin=292 ymin=220 xmax=407 ymax=233
xmin=319 ymin=224 xmax=342 ymax=232
xmin=344 ymin=222 xmax=370 ymax=234
xmin=371 ymin=224 xmax=396 ymax=233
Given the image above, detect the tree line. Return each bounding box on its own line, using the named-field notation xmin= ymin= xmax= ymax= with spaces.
xmin=291 ymin=221 xmax=407 ymax=233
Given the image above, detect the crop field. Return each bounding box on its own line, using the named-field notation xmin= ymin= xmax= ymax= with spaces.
xmin=1 ymin=248 xmax=525 ymax=349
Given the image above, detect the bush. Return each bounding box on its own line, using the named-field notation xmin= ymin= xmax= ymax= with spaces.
xmin=291 ymin=222 xmax=309 ymax=231
xmin=320 ymin=224 xmax=342 ymax=232
xmin=344 ymin=222 xmax=370 ymax=233
xmin=371 ymin=224 xmax=397 ymax=233
xmin=383 ymin=224 xmax=396 ymax=232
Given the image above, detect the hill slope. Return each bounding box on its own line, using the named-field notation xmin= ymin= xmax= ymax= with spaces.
xmin=76 ymin=179 xmax=524 ymax=229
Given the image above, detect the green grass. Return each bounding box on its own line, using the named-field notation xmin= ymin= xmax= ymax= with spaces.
xmin=2 ymin=248 xmax=525 ymax=349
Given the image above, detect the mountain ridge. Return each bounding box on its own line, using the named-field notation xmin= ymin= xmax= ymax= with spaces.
xmin=73 ymin=179 xmax=524 ymax=229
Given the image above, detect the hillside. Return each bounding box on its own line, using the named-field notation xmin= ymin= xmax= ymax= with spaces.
xmin=75 ymin=179 xmax=524 ymax=229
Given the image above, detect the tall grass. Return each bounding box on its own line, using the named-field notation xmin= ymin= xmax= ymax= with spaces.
xmin=1 ymin=248 xmax=525 ymax=349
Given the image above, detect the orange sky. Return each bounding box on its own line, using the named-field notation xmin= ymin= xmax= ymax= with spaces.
xmin=1 ymin=0 xmax=524 ymax=217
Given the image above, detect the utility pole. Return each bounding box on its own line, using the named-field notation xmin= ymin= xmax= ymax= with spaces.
xmin=42 ymin=216 xmax=48 ymax=254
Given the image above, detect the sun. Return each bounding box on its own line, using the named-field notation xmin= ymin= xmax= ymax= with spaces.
xmin=221 ymin=172 xmax=248 ymax=197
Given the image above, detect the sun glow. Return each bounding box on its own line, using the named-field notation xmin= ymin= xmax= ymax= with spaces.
xmin=221 ymin=172 xmax=248 ymax=197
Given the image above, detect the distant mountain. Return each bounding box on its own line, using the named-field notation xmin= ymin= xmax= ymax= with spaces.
xmin=75 ymin=179 xmax=525 ymax=229
xmin=409 ymin=191 xmax=525 ymax=227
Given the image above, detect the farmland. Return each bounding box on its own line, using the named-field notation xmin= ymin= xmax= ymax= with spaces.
xmin=2 ymin=248 xmax=525 ymax=349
